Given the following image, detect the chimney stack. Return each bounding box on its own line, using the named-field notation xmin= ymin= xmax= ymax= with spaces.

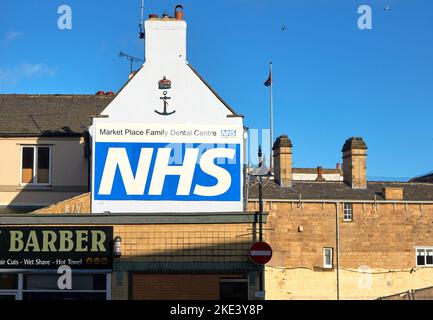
xmin=383 ymin=187 xmax=404 ymax=200
xmin=145 ymin=5 xmax=187 ymax=63
xmin=273 ymin=135 xmax=293 ymax=188
xmin=342 ymin=137 xmax=367 ymax=189
xmin=316 ymin=167 xmax=325 ymax=182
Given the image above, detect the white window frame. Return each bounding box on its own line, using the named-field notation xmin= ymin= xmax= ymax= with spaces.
xmin=20 ymin=145 xmax=52 ymax=186
xmin=343 ymin=203 xmax=353 ymax=222
xmin=0 ymin=292 xmax=18 ymax=300
xmin=415 ymin=247 xmax=433 ymax=267
xmin=323 ymin=248 xmax=333 ymax=269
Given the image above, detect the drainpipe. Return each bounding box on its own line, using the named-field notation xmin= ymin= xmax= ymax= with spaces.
xmin=258 ymin=151 xmax=264 ymax=296
xmin=84 ymin=131 xmax=91 ymax=192
xmin=336 ymin=201 xmax=340 ymax=300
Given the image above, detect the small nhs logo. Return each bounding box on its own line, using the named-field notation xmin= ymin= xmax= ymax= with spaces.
xmin=94 ymin=142 xmax=241 ymax=202
xmin=221 ymin=129 xmax=237 ymax=137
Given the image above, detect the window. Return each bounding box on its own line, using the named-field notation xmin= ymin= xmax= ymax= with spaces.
xmin=0 ymin=272 xmax=110 ymax=300
xmin=343 ymin=203 xmax=353 ymax=221
xmin=21 ymin=146 xmax=51 ymax=185
xmin=416 ymin=248 xmax=433 ymax=267
xmin=323 ymin=248 xmax=333 ymax=269
xmin=0 ymin=274 xmax=18 ymax=290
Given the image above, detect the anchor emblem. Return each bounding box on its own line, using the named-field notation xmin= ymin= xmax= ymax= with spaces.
xmin=155 ymin=91 xmax=176 ymax=116
xmin=155 ymin=76 xmax=175 ymax=116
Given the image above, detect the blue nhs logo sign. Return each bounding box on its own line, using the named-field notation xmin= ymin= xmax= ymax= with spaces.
xmin=94 ymin=143 xmax=241 ymax=201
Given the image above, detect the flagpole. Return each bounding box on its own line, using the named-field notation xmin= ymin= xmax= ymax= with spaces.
xmin=269 ymin=61 xmax=274 ymax=171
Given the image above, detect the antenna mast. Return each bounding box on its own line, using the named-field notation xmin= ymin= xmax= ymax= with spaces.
xmin=118 ymin=52 xmax=144 ymax=74
xmin=139 ymin=0 xmax=145 ymax=39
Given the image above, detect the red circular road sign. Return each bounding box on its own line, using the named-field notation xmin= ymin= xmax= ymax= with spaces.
xmin=249 ymin=242 xmax=273 ymax=265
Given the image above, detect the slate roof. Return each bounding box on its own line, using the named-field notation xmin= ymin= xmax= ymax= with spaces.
xmin=0 ymin=94 xmax=114 ymax=137
xmin=248 ymin=181 xmax=433 ymax=202
xmin=410 ymin=172 xmax=433 ymax=184
xmin=0 ymin=206 xmax=41 ymax=214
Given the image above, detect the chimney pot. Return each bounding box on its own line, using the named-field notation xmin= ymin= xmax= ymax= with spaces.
xmin=145 ymin=6 xmax=187 ymax=63
xmin=175 ymin=5 xmax=184 ymax=20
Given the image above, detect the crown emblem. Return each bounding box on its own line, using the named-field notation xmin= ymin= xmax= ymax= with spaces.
xmin=158 ymin=76 xmax=172 ymax=90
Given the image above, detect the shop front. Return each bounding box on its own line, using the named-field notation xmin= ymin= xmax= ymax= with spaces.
xmin=0 ymin=214 xmax=261 ymax=300
xmin=0 ymin=226 xmax=113 ymax=300
xmin=0 ymin=271 xmax=110 ymax=300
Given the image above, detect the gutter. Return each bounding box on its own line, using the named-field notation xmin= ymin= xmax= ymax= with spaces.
xmin=0 ymin=212 xmax=267 ymax=226
xmin=248 ymin=199 xmax=433 ymax=204
xmin=0 ymin=134 xmax=84 ymax=138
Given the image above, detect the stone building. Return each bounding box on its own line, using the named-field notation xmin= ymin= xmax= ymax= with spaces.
xmin=248 ymin=135 xmax=433 ymax=300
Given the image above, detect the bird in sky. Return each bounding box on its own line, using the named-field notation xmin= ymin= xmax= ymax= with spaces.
xmin=385 ymin=5 xmax=390 ymax=11
xmin=282 ymin=25 xmax=287 ymax=32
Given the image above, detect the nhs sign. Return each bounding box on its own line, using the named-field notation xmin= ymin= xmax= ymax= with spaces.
xmin=91 ymin=124 xmax=244 ymax=213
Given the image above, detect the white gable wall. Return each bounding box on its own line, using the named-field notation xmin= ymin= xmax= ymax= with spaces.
xmin=90 ymin=15 xmax=244 ymax=213
xmin=97 ymin=19 xmax=239 ymax=126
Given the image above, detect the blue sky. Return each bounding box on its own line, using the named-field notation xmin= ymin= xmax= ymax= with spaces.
xmin=1 ymin=0 xmax=432 ymax=180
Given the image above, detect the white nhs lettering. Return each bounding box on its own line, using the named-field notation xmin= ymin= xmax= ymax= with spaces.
xmin=98 ymin=147 xmax=235 ymax=197
xmin=221 ymin=130 xmax=236 ymax=137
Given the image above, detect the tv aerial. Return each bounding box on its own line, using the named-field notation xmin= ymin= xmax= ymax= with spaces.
xmin=139 ymin=0 xmax=145 ymax=39
xmin=118 ymin=52 xmax=144 ymax=74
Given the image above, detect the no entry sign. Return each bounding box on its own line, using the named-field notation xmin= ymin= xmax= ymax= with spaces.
xmin=249 ymin=242 xmax=273 ymax=265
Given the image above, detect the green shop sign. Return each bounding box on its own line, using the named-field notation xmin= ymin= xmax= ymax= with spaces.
xmin=0 ymin=227 xmax=113 ymax=270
